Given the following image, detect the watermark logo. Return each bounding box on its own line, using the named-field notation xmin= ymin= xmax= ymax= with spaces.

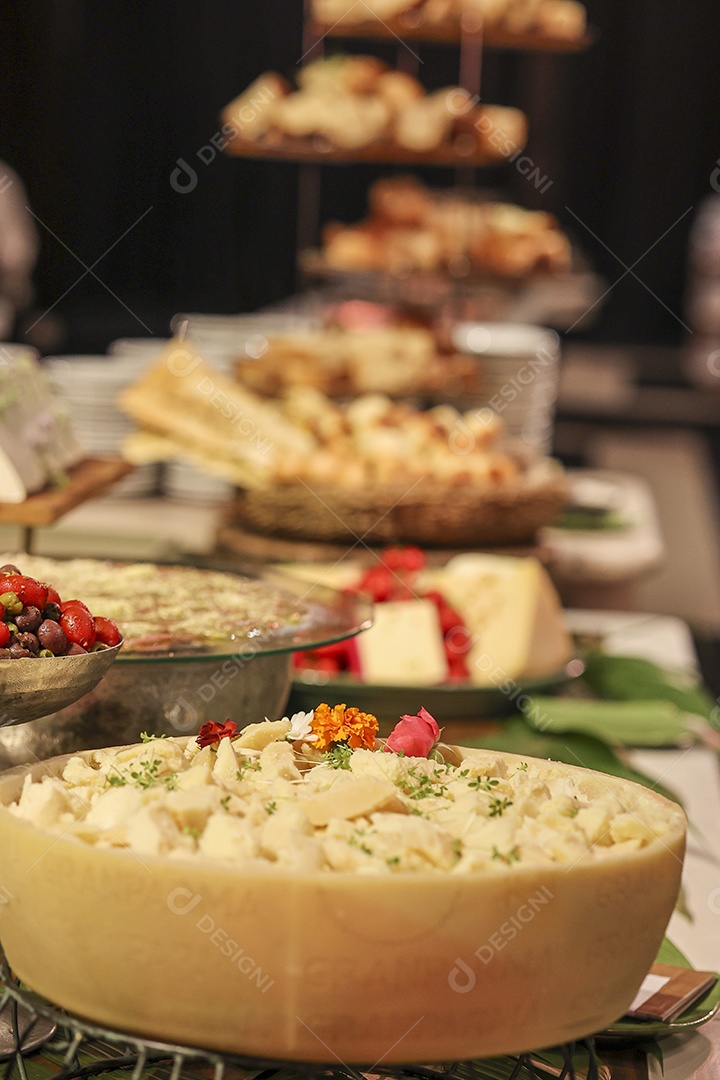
xmin=166 ymin=633 xmax=274 ymax=733
xmin=447 ymin=345 xmax=557 ymax=453
xmin=448 ymin=886 xmax=554 ymax=993
xmin=711 ymin=157 xmax=720 ymax=195
xmin=167 ymin=887 xmax=275 ymax=993
xmin=446 ymin=90 xmax=552 ymax=193
xmin=164 ymin=344 xmax=275 ymax=458
xmin=170 ymin=85 xmax=279 ymax=194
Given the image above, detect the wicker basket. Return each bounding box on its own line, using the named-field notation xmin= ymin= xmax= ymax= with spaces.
xmin=233 ymin=469 xmax=569 ymax=547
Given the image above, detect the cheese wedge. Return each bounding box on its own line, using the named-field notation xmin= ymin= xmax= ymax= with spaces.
xmin=355 ymin=598 xmax=449 ymax=686
xmin=419 ymin=554 xmax=572 ymax=686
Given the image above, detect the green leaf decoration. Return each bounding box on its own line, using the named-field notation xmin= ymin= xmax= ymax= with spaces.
xmin=657 ymin=938 xmax=691 ymax=966
xmin=581 ymin=650 xmax=717 ymax=722
xmin=554 ymin=506 xmax=629 ymax=531
xmin=520 ymin=695 xmax=694 ymax=747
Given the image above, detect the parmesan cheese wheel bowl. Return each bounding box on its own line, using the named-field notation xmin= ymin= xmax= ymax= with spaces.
xmin=0 ymin=741 xmax=686 ymax=1064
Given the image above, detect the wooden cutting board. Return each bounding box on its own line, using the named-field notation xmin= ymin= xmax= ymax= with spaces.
xmin=0 ymin=457 xmax=134 ymax=527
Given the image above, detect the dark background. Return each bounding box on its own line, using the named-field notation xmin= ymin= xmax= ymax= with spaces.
xmin=0 ymin=0 xmax=719 ymax=353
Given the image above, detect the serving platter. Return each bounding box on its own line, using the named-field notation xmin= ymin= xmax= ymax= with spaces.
xmin=306 ymin=16 xmax=595 ymax=51
xmin=223 ymin=132 xmax=514 ymax=167
xmin=289 ymin=660 xmax=580 ymax=723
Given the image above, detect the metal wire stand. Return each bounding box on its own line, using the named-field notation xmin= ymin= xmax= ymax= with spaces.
xmin=0 ymin=947 xmax=599 ymax=1080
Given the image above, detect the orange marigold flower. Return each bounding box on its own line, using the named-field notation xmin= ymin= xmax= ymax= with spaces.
xmin=310 ymin=702 xmax=379 ymax=752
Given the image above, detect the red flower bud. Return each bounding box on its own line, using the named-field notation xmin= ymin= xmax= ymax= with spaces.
xmin=196 ymin=719 xmax=239 ymax=748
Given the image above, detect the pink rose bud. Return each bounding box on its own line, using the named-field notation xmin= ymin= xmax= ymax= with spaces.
xmin=384 ymin=707 xmax=440 ymax=758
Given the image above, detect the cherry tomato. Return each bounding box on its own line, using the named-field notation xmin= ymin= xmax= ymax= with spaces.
xmin=0 ymin=622 xmax=9 ymax=648
xmin=399 ymin=546 xmax=426 ymax=572
xmin=59 ymin=605 xmax=96 ymax=650
xmin=0 ymin=574 xmax=49 ymax=610
xmin=60 ymin=598 xmax=92 ymax=617
xmin=46 ymin=585 xmax=62 ymax=606
xmin=93 ymin=616 xmax=122 ymax=647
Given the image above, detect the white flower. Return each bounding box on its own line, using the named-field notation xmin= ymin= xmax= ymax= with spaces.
xmin=284 ymin=710 xmax=317 ymax=742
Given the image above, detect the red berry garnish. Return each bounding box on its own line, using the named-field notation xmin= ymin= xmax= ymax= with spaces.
xmin=312 ymin=655 xmax=342 ymax=674
xmin=59 ymin=605 xmax=96 ymax=650
xmin=380 ymin=547 xmax=407 ymax=572
xmin=93 ymin=616 xmax=122 ymax=647
xmin=447 ymin=655 xmax=471 ymax=680
xmin=356 ymin=565 xmax=393 ymax=603
xmin=400 ymin=546 xmax=426 ymax=572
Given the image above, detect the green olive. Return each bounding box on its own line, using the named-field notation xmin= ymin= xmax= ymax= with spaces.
xmin=5 ymin=623 xmax=17 ymax=635
xmin=38 ymin=648 xmax=54 ymax=658
xmin=0 ymin=592 xmax=22 ymax=616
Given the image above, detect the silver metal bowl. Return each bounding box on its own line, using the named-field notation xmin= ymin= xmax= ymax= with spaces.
xmin=0 ymin=642 xmax=123 ymax=729
xmin=0 ymin=648 xmax=292 ymax=769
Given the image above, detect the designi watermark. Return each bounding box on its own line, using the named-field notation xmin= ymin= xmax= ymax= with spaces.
xmin=167 ymin=886 xmax=275 ymax=993
xmin=170 ymin=84 xmax=279 ymax=194
xmin=448 ymin=886 xmax=554 ymax=992
xmin=446 ymin=89 xmax=552 ymax=193
xmin=164 ymin=342 xmax=274 ymax=458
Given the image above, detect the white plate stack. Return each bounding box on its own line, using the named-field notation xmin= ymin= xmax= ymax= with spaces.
xmin=451 ymin=322 xmax=562 ymax=455
xmin=42 ymin=352 xmax=162 ymax=498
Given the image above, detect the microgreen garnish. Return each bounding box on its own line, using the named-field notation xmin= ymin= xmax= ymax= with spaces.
xmin=397 ymin=765 xmax=449 ymax=801
xmin=348 ymin=836 xmax=373 ymax=856
xmin=489 ymin=796 xmax=513 ymax=817
xmin=105 ymin=759 xmax=177 ymax=790
xmin=348 ymin=828 xmax=374 ymax=856
xmin=236 ymin=759 xmax=261 ymax=781
xmin=140 ymin=732 xmax=167 ymax=742
xmin=323 ymin=743 xmax=353 ymax=770
xmin=467 ymin=775 xmax=500 ymax=793
xmin=265 ymin=801 xmax=277 ymax=815
xmin=491 ymin=846 xmax=520 ymax=864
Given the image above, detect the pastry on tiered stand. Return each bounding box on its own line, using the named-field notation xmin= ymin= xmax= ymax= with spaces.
xmin=222 ymin=55 xmax=527 ymax=160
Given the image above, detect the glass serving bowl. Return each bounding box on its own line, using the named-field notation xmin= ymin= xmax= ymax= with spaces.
xmin=0 ymin=568 xmax=372 ymax=768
